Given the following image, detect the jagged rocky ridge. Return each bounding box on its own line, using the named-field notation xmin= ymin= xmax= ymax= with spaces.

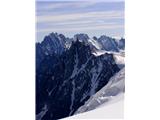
xmin=36 ymin=33 xmax=124 ymax=120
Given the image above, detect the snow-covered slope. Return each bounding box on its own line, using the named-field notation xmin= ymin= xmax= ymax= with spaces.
xmin=88 ymin=39 xmax=103 ymax=50
xmin=63 ymin=94 xmax=124 ymax=119
xmin=113 ymin=52 xmax=125 ymax=69
xmin=92 ymin=50 xmax=125 ymax=69
xmin=74 ymin=33 xmax=103 ymax=50
xmin=74 ymin=68 xmax=125 ymax=115
xmin=92 ymin=50 xmax=107 ymax=56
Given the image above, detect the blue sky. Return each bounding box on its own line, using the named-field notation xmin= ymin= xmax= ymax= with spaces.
xmin=36 ymin=0 xmax=124 ymax=42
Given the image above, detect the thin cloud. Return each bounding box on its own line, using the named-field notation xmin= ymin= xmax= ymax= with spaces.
xmin=37 ymin=11 xmax=124 ymax=23
xmin=37 ymin=2 xmax=98 ymax=11
xmin=36 ymin=0 xmax=124 ymax=2
xmin=37 ymin=23 xmax=123 ymax=33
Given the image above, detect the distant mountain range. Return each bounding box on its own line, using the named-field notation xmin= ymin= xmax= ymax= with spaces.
xmin=36 ymin=32 xmax=125 ymax=120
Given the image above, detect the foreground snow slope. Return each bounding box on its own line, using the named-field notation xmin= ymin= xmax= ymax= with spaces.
xmin=75 ymin=67 xmax=125 ymax=114
xmin=62 ymin=94 xmax=124 ymax=119
xmin=62 ymin=68 xmax=124 ymax=119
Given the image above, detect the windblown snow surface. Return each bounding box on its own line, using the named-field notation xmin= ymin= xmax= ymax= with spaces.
xmin=65 ymin=95 xmax=124 ymax=119
xmin=62 ymin=68 xmax=125 ymax=119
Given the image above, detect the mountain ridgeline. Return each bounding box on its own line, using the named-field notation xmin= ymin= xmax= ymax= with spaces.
xmin=36 ymin=33 xmax=125 ymax=120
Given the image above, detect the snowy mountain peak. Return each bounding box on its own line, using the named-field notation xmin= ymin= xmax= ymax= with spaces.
xmin=40 ymin=32 xmax=66 ymax=55
xmin=97 ymin=35 xmax=119 ymax=52
xmin=74 ymin=33 xmax=89 ymax=42
xmin=98 ymin=35 xmax=110 ymax=39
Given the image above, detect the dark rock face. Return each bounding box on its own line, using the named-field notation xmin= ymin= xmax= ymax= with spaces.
xmin=118 ymin=38 xmax=125 ymax=50
xmin=36 ymin=39 xmax=120 ymax=120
